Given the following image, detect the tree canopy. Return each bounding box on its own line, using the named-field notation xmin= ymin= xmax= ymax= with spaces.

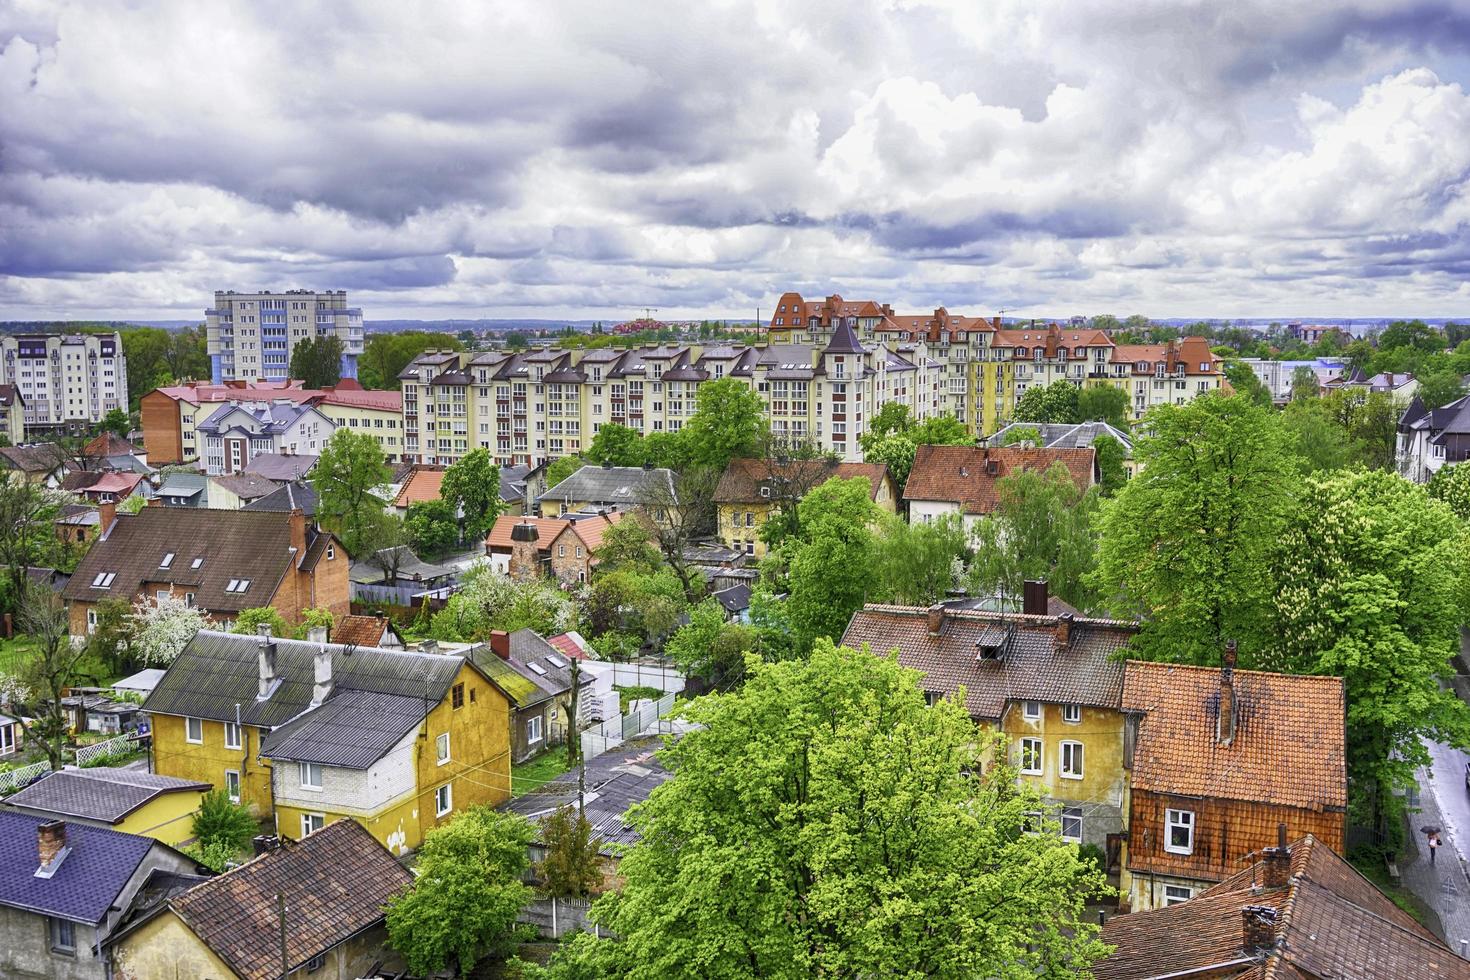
xmin=288 ymin=335 xmax=344 ymax=389
xmin=358 ymin=331 xmax=463 ymax=390
xmin=1013 ymin=379 xmax=1080 ymax=425
xmin=441 ymin=447 xmax=502 ymax=543
xmin=968 ymin=462 xmax=1101 ymax=611
xmin=784 ymin=476 xmax=881 ymax=651
xmin=313 ymin=427 xmax=392 ymax=556
xmin=682 ymin=378 xmax=767 ymax=470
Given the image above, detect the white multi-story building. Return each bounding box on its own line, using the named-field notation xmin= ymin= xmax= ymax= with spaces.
xmin=206 ymin=290 xmax=364 ymax=384
xmin=0 ymin=332 xmax=128 ymax=434
xmin=195 ymin=400 xmax=335 ymax=475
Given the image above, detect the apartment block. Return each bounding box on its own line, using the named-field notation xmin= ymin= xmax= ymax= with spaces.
xmin=206 ymin=290 xmax=364 ymax=383
xmin=0 ymin=332 xmax=128 ymax=433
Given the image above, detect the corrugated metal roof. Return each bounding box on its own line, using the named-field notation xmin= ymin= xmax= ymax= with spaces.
xmin=260 ymin=689 xmax=428 ymax=768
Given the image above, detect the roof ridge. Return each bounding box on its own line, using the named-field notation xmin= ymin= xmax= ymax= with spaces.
xmin=1122 ymin=659 xmax=1344 ymax=684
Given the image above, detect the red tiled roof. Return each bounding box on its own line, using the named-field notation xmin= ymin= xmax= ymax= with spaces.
xmin=393 ymin=467 xmax=445 ymax=508
xmin=486 ymin=515 xmax=573 ymax=551
xmin=902 ymin=445 xmax=1095 ymax=514
xmin=331 ymin=614 xmax=390 ymax=648
xmin=313 ymin=387 xmax=402 ymax=412
xmin=1121 ymin=661 xmax=1346 ymax=812
xmin=713 ymin=457 xmax=891 ymax=503
xmin=83 ymin=432 xmax=138 ymax=457
xmin=566 ymin=512 xmax=623 ymax=552
xmin=546 ymin=632 xmax=596 ymax=660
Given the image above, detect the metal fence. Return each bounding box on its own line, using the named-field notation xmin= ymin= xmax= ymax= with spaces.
xmin=580 ymin=692 xmax=676 ymax=760
xmin=0 ymin=760 xmax=50 ymax=796
xmin=74 ymin=734 xmax=135 ymax=767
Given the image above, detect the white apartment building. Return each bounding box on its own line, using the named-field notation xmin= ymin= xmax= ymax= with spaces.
xmin=195 ymin=400 xmax=335 ymax=475
xmin=206 ymin=290 xmax=364 ymax=384
xmin=0 ymin=332 xmax=128 ymax=433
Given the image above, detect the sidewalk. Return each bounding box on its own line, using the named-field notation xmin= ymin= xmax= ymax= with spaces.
xmin=1402 ymin=763 xmax=1470 ymax=958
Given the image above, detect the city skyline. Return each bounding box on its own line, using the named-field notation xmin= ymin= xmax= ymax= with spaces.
xmin=4 ymin=2 xmax=1470 ymax=322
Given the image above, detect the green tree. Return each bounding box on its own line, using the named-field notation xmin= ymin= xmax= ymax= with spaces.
xmin=100 ymin=407 xmax=130 ymax=438
xmin=406 ymin=499 xmax=458 ymax=556
xmin=871 ymin=513 xmax=968 ymax=606
xmin=544 ymin=455 xmax=584 ymax=490
xmin=857 ymin=433 xmax=917 ymax=492
xmin=1092 ymin=393 xmax=1300 ymax=664
xmin=1416 ymin=368 xmax=1466 ymax=410
xmin=191 ymin=790 xmax=259 ymax=853
xmin=358 ymin=331 xmax=463 ymax=390
xmin=386 ymin=806 xmax=536 ymax=975
xmin=1092 ymin=434 xmax=1128 ymax=496
xmin=505 ymin=331 xmax=530 ymax=350
xmin=785 ymin=477 xmax=880 ymax=650
xmin=969 ymin=463 xmax=1101 ymax=611
xmin=910 ymin=413 xmax=972 ymax=446
xmin=1013 ymin=379 xmax=1081 ymax=424
xmin=1076 ymin=385 xmax=1130 ymax=429
xmin=1427 ymin=462 xmax=1470 ymax=521
xmin=664 ymin=597 xmax=756 ymax=685
xmin=1268 ymin=470 xmax=1470 ymax=829
xmin=16 ymin=587 xmax=92 ymax=769
xmin=0 ymin=480 xmax=64 ymax=616
xmin=1279 ymin=398 xmax=1360 ymax=474
xmin=683 ymin=378 xmax=766 ymax=469
xmin=536 ymin=805 xmax=604 ymax=899
xmin=295 ymin=606 xmax=336 ymax=638
xmin=441 ymin=448 xmax=502 ymax=544
xmin=867 ymin=402 xmax=914 ymax=441
xmin=585 ymin=423 xmax=645 ymax=467
xmin=288 ymin=335 xmax=345 ymax=388
xmin=1378 ymin=319 xmax=1440 ymax=353
xmin=313 ymin=428 xmax=392 ymax=555
xmin=82 ymin=597 xmax=135 ymax=677
xmin=231 ymin=607 xmax=290 ymax=638
xmin=1289 ymin=366 xmax=1320 ymax=402
xmin=533 ymin=642 xmax=1109 ymax=979
xmin=998 ymin=425 xmax=1043 ymax=447
xmin=1221 ymin=361 xmax=1272 ymax=408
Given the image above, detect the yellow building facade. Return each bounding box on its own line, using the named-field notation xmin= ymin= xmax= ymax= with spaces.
xmin=150 ymin=714 xmax=274 ymax=817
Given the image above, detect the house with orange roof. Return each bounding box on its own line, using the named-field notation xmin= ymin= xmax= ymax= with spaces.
xmin=486 ymin=511 xmax=623 ymax=586
xmin=1119 ymin=648 xmax=1347 ymax=911
xmin=903 ymin=444 xmax=1097 ymax=529
xmin=713 ymin=457 xmax=896 ymax=558
xmin=1100 ymin=336 xmax=1224 ymax=422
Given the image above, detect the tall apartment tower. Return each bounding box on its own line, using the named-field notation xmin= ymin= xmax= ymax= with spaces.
xmin=0 ymin=332 xmax=128 ymax=434
xmin=205 ymin=290 xmax=363 ymax=383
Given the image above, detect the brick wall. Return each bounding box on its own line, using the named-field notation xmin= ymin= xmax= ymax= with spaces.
xmin=140 ymin=391 xmax=185 ymax=464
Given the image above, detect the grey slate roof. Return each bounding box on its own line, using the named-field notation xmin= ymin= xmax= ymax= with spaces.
xmin=242 ymin=453 xmax=317 ymax=482
xmin=211 ymin=473 xmax=279 ymax=501
xmin=242 ymin=481 xmax=318 ymax=515
xmin=142 ymin=630 xmax=467 ymax=730
xmin=260 ymin=689 xmax=431 ymax=768
xmin=0 ymin=812 xmax=162 ymax=924
xmin=0 ymin=442 xmax=66 ymax=475
xmin=712 ymin=583 xmax=752 ymax=615
xmin=5 ymin=768 xmax=210 ymax=825
xmin=539 ymin=464 xmax=676 ymax=506
xmin=841 ymin=605 xmax=1138 ymax=719
xmin=500 ymin=735 xmax=673 ymax=853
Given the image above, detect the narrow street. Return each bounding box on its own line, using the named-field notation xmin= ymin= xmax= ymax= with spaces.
xmin=1405 ymin=739 xmax=1470 ymax=957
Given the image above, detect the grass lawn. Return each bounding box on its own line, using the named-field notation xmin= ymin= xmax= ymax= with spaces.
xmin=616 ymin=685 xmax=662 ymax=713
xmin=0 ymin=635 xmax=40 ymax=677
xmin=511 ymin=750 xmax=573 ymax=797
xmin=1348 ymin=845 xmax=1432 ymax=927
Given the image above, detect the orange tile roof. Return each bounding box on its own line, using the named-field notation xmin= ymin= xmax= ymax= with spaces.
xmin=486 ymin=515 xmax=572 ymax=551
xmin=713 ymin=458 xmax=892 ymax=503
xmin=393 ymin=467 xmax=446 ymax=508
xmin=330 ymin=614 xmax=391 ymax=648
xmin=1121 ymin=661 xmax=1346 ymax=812
xmin=902 ymin=445 xmax=1096 ymax=514
xmin=565 ymin=512 xmax=623 ymax=552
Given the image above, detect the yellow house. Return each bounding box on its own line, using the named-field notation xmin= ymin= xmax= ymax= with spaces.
xmin=3 ymin=767 xmax=210 ymax=847
xmin=842 ymin=602 xmax=1138 ymax=867
xmin=109 ymin=818 xmax=412 ymax=979
xmin=538 ymin=463 xmax=679 ymax=525
xmin=713 ymin=458 xmax=897 ymax=559
xmin=0 ymin=385 xmax=24 ymax=445
xmin=142 ymin=625 xmax=512 ymax=855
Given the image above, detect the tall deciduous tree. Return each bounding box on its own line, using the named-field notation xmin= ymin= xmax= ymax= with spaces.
xmin=130 ymin=593 xmax=210 ymax=666
xmin=1013 ymin=379 xmax=1081 ymax=424
xmin=584 ymin=423 xmax=645 ymax=466
xmin=1092 ymin=393 xmax=1300 ymax=664
xmin=871 ymin=513 xmax=968 ymax=606
xmin=785 ymin=477 xmax=879 ymax=650
xmin=969 ymin=463 xmax=1101 ymax=611
xmin=682 ymin=378 xmax=766 ymax=470
xmin=1221 ymin=361 xmax=1272 ymax=408
xmin=289 ymin=335 xmax=345 ymax=389
xmin=386 ymin=807 xmax=535 ymax=975
xmin=0 ymin=480 xmax=64 ymax=616
xmin=441 ymin=447 xmax=502 ymax=543
xmin=313 ymin=428 xmax=391 ymax=556
xmin=536 ymin=805 xmax=604 ymax=899
xmin=531 ymin=642 xmax=1109 ymax=979
xmin=357 ymin=331 xmax=463 ymax=391
xmin=1092 ymin=434 xmax=1128 ymax=496
xmin=1289 ymin=365 xmax=1320 ymax=401
xmin=664 ymin=596 xmax=756 ymax=685
xmin=1427 ymin=462 xmax=1470 ymax=521
xmin=1077 ymin=385 xmax=1131 ymax=429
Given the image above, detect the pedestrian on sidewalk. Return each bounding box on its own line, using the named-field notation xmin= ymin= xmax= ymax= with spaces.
xmin=1429 ymin=832 xmax=1441 ymax=866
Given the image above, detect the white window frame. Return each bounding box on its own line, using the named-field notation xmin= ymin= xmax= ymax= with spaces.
xmin=301 ymin=812 xmax=325 ymax=837
xmin=185 ymin=717 xmax=203 ymax=744
xmin=527 ymin=715 xmax=543 ymax=745
xmin=225 ymin=769 xmax=241 ymax=803
xmin=1060 ymin=740 xmax=1084 ymax=780
xmin=435 ymin=783 xmax=453 ymax=817
xmin=299 ymin=762 xmax=323 ymax=790
xmin=1062 ymin=703 xmax=1082 ymax=724
xmin=1022 ymin=700 xmax=1042 ymax=721
xmin=1019 ymin=737 xmax=1043 ymax=775
xmin=1165 ymin=809 xmax=1195 ymax=855
xmin=224 ymin=721 xmax=242 ymax=750
xmin=1060 ymin=806 xmax=1083 ymax=844
xmin=1164 ymin=884 xmax=1193 ymax=906
xmin=436 ymin=732 xmax=451 ymax=765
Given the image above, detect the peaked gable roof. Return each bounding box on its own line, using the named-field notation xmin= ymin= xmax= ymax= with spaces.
xmin=0 ymin=812 xmax=166 ymax=924
xmin=169 ymin=820 xmax=412 ymax=980
xmin=713 ymin=457 xmax=892 ymax=503
xmin=540 ymin=465 xmax=676 ymax=506
xmin=903 ymin=444 xmax=1096 ymax=514
xmin=6 ymin=768 xmax=210 ymax=825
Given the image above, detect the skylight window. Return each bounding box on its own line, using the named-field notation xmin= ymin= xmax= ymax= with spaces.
xmin=160 ymin=552 xmax=175 ymax=568
xmin=191 ymin=557 xmax=204 ymax=569
xmin=527 ymin=662 xmax=547 ymax=676
xmin=224 ymin=578 xmax=251 ymax=594
xmin=90 ymin=572 xmax=116 ymax=588
xmin=545 ymin=655 xmax=566 ymax=669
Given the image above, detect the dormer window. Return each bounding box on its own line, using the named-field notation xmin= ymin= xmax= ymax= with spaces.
xmin=759 ymin=486 xmax=771 ymax=499
xmin=160 ymin=552 xmax=175 ymax=569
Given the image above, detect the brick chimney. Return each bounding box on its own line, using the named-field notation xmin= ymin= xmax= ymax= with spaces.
xmin=489 ymin=629 xmax=511 ymax=660
xmin=1055 ymin=612 xmax=1073 ymax=649
xmin=1241 ymin=905 xmax=1278 ymax=953
xmin=36 ymin=821 xmax=67 ymax=874
xmin=1261 ymin=823 xmax=1292 ymax=889
xmin=98 ymin=499 xmax=117 ymax=539
xmin=1218 ymin=639 xmax=1237 ymax=745
xmin=309 ymin=626 xmax=331 ymax=706
xmin=1022 ymin=580 xmax=1049 ymax=616
xmin=256 ymin=624 xmax=278 ymax=700
xmin=927 ymin=604 xmax=944 ymax=637
xmin=288 ymin=507 xmax=307 ymax=560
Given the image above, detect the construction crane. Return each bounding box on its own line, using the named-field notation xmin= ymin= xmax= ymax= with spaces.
xmin=642 ymin=307 xmax=659 ymax=323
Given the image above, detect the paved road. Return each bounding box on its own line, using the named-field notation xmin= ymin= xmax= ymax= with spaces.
xmin=1406 ymin=740 xmax=1470 ymax=957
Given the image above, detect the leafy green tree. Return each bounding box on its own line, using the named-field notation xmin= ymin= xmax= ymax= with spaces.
xmin=1076 ymin=385 xmax=1130 ymax=429
xmin=544 ymin=455 xmax=584 ymax=490
xmin=1268 ymin=470 xmax=1470 ymax=829
xmin=536 ymin=804 xmax=604 ymax=899
xmin=1092 ymin=435 xmax=1128 ymax=496
xmin=1222 ymin=361 xmax=1272 ymax=408
xmin=664 ymin=597 xmax=756 ymax=684
xmin=430 ymin=564 xmax=579 ymax=641
xmin=683 ymin=378 xmax=766 ymax=469
xmin=82 ymin=597 xmax=135 ymax=676
xmin=1092 ymin=393 xmax=1300 ymax=664
xmin=387 ymin=807 xmax=536 ymax=975
xmin=505 ymin=331 xmax=530 ymax=350
xmin=591 ymin=516 xmax=664 ymax=576
xmin=129 ymin=593 xmax=210 ymax=666
xmin=786 ymin=477 xmax=880 ymax=650
xmin=313 ymin=428 xmax=392 ymax=555
xmin=441 ymin=448 xmax=502 ymax=543
xmin=1427 ymin=462 xmax=1470 ymax=521
xmin=358 ymin=331 xmax=463 ymax=390
xmin=867 ymin=402 xmax=914 ymax=441
xmin=295 ymin=606 xmax=335 ymax=638
xmin=406 ymin=499 xmax=458 ymax=556
xmin=1378 ymin=319 xmax=1441 ymax=353
xmin=857 ymin=433 xmax=918 ymax=492
xmin=1279 ymin=398 xmax=1360 ymax=474
xmin=1416 ymin=368 xmax=1466 ymax=410
xmin=1321 ymin=390 xmax=1399 ymax=471
xmin=969 ymin=463 xmax=1101 ymax=611
xmin=16 ymin=587 xmax=91 ymax=769
xmin=871 ymin=513 xmax=968 ymax=606
xmin=1013 ymin=379 xmax=1080 ymax=424
xmin=998 ymin=425 xmax=1043 ymax=447
xmin=585 ymin=423 xmax=645 ymax=466
xmin=641 ymin=430 xmax=695 ymax=471
xmin=183 ymin=839 xmax=243 ymax=874
xmin=192 ymin=790 xmax=259 ymax=852
xmin=231 ymin=607 xmax=290 ymax=638
xmin=532 ymin=642 xmax=1109 ymax=979
xmin=910 ymin=413 xmax=972 ymax=446
xmin=0 ymin=480 xmax=65 ymax=616
xmin=288 ymin=335 xmax=345 ymax=389
xmin=1289 ymin=366 xmax=1319 ymax=402
xmin=100 ymin=408 xmax=130 ymax=438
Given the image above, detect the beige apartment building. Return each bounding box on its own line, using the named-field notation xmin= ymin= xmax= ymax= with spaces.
xmin=0 ymin=332 xmax=128 ymax=434
xmin=206 ymin=290 xmax=364 ymax=383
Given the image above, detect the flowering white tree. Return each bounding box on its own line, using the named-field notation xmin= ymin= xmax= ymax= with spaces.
xmin=130 ymin=593 xmax=209 ymax=666
xmin=429 ymin=561 xmax=579 ymax=641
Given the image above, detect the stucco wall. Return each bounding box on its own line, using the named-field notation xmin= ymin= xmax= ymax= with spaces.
xmin=115 ymin=790 xmax=207 ymax=847
xmin=110 ymin=910 xmax=235 ymax=980
xmin=150 ymin=714 xmax=272 ymax=816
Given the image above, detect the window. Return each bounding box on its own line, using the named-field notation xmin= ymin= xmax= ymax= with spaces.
xmin=160 ymin=552 xmax=175 ymax=568
xmin=191 ymin=556 xmax=204 ymax=569
xmin=1060 ymin=741 xmax=1084 ymax=779
xmin=301 ymin=813 xmax=325 ymax=837
xmin=1022 ymin=700 xmax=1042 ymax=721
xmin=224 ymin=722 xmax=242 ymax=749
xmin=1019 ymin=737 xmax=1043 ymax=775
xmin=86 ymin=608 xmax=98 ymax=634
xmin=1164 ymin=884 xmax=1193 ymax=906
xmin=1062 ymin=703 xmax=1082 ymax=724
xmin=225 ymin=769 xmax=240 ymax=802
xmin=50 ymin=916 xmax=76 ymax=955
xmin=558 ymin=544 xmax=566 ymax=557
xmin=452 ymin=683 xmax=465 ymax=709
xmin=1165 ymin=809 xmax=1194 ymax=855
xmin=300 ymin=762 xmax=323 ymax=789
xmin=436 ymin=732 xmax=451 ymax=765
xmin=527 ymin=715 xmax=543 ymax=744
xmin=306 ymin=953 xmax=327 ymax=972
xmin=759 ymin=486 xmax=771 ymax=498
xmin=90 ymin=571 xmax=115 ymax=588
xmin=185 ymin=717 xmax=203 ymax=744
xmin=325 ymin=545 xmax=335 ymax=560
xmin=224 ymin=578 xmax=251 ymax=594
xmin=527 ymin=662 xmax=547 ymax=676
xmin=436 ymin=783 xmax=453 ymax=817
xmin=1060 ymin=806 xmax=1083 ymax=844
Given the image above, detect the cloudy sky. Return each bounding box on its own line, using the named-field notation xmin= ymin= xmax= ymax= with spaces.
xmin=3 ymin=1 xmax=1470 ymax=323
